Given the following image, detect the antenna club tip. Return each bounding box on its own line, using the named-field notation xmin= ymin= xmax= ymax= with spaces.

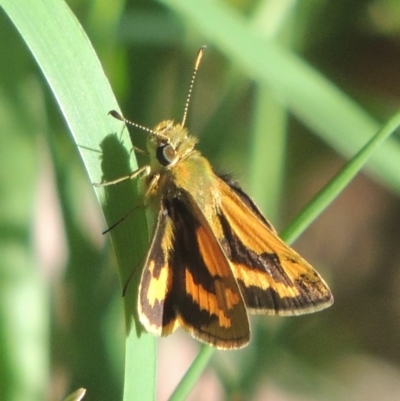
xmin=195 ymin=46 xmax=206 ymax=67
xmin=109 ymin=110 xmax=124 ymax=121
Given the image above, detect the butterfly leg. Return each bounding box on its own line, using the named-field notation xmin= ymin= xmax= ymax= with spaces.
xmin=93 ymin=165 xmax=150 ymax=187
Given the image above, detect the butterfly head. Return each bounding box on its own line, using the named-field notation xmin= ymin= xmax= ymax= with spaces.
xmin=148 ymin=119 xmax=198 ymax=169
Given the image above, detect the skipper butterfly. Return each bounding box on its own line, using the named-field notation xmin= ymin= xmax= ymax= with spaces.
xmin=100 ymin=47 xmax=333 ymax=349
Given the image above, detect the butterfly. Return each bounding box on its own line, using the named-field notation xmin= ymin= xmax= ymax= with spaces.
xmin=102 ymin=47 xmax=333 ymax=349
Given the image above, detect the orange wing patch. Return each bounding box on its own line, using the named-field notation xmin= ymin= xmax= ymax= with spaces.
xmin=184 ymin=268 xmax=241 ymax=329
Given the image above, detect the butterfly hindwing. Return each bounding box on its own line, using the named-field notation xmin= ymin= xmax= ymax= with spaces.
xmin=139 ymin=193 xmax=250 ymax=349
xmin=217 ymin=176 xmax=333 ymax=315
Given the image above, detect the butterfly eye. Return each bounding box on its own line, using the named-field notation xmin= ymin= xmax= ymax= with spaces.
xmin=157 ymin=143 xmax=176 ymax=166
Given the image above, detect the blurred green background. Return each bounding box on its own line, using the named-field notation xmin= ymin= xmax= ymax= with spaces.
xmin=1 ymin=0 xmax=400 ymax=400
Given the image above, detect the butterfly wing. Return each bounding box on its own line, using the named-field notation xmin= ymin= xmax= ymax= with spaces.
xmin=139 ymin=193 xmax=250 ymax=349
xmin=216 ymin=177 xmax=333 ymax=315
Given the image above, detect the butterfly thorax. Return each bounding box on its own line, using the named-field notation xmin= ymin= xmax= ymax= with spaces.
xmin=145 ymin=120 xmax=221 ymax=225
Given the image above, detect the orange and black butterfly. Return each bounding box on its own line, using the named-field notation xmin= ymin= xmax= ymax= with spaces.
xmin=102 ymin=48 xmax=333 ymax=349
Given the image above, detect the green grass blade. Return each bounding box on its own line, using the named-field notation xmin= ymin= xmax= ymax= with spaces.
xmin=248 ymin=86 xmax=287 ymax=222
xmin=124 ymin=329 xmax=156 ymax=401
xmin=0 ymin=0 xmax=155 ymax=400
xmin=247 ymin=0 xmax=296 ymax=222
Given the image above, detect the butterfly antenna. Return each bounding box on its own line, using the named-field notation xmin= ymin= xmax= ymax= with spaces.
xmin=181 ymin=46 xmax=206 ymax=128
xmin=109 ymin=110 xmax=168 ymax=141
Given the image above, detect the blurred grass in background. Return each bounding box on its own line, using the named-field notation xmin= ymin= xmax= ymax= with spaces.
xmin=1 ymin=0 xmax=400 ymax=400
